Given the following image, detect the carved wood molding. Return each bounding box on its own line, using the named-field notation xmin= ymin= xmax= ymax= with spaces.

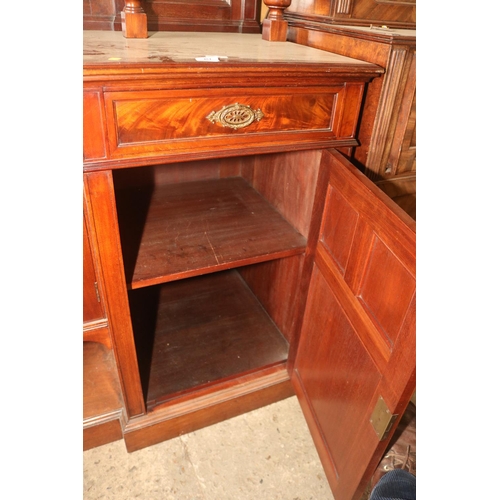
xmin=335 ymin=0 xmax=353 ymax=15
xmin=376 ymin=0 xmax=415 ymax=5
xmin=365 ymin=47 xmax=412 ymax=178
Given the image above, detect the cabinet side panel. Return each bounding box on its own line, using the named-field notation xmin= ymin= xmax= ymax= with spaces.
xmin=238 ymin=255 xmax=305 ymax=345
xmin=248 ymin=150 xmax=322 ymax=236
xmin=239 ymin=150 xmax=323 ymax=364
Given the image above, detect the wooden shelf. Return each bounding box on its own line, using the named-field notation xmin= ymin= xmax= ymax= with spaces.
xmin=115 ymin=177 xmax=307 ymax=289
xmin=128 ymin=270 xmax=290 ymax=409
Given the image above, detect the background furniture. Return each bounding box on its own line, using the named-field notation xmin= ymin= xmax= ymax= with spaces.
xmin=84 ymin=0 xmax=263 ymax=33
xmin=284 ymin=1 xmax=416 ymax=219
xmin=284 ymin=0 xmax=415 ymax=29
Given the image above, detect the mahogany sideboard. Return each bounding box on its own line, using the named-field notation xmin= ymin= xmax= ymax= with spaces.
xmin=83 ymin=30 xmax=416 ymax=500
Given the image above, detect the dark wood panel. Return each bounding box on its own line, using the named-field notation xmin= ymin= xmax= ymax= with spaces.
xmin=294 ymin=264 xmax=382 ymax=481
xmin=127 ymin=270 xmax=289 ymax=408
xmin=83 ymin=321 xmax=112 ymax=349
xmin=109 ymin=90 xmax=337 ymax=145
xmin=83 ymin=0 xmax=118 ymax=30
xmin=112 ymin=157 xmax=243 ymax=192
xmin=84 ymin=419 xmax=123 ymax=451
xmin=114 ymin=177 xmax=307 ymax=288
xmin=103 ymin=87 xmax=351 ymax=162
xmin=83 ymin=90 xmax=107 ymax=162
xmin=83 ymin=0 xmax=262 ymax=32
xmin=292 ymin=149 xmax=415 ymax=500
xmin=319 ymin=183 xmax=359 ymax=276
xmin=286 ymin=0 xmax=416 ymax=28
xmin=239 ymin=149 xmax=323 ymax=356
xmin=239 ymin=256 xmax=305 ymax=346
xmin=244 ymin=150 xmax=322 ymax=237
xmin=376 ymin=173 xmax=416 ymax=220
xmin=83 ymin=342 xmax=124 ymax=450
xmin=83 ymin=215 xmax=106 ymax=323
xmin=355 ymin=232 xmax=415 ymax=348
xmin=84 ymin=342 xmax=123 ymax=420
xmin=143 ymin=0 xmax=262 ymax=32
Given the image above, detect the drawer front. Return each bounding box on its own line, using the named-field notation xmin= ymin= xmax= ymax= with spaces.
xmin=103 ymin=86 xmax=362 ymax=161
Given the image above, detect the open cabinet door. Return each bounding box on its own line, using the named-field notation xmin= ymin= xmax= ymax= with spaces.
xmin=293 ymin=149 xmax=416 ymax=500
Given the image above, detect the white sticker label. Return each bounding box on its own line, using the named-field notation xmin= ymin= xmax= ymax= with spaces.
xmin=195 ymin=55 xmax=228 ymax=62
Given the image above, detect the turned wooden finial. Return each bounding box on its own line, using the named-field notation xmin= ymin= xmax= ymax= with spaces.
xmin=121 ymin=0 xmax=148 ymax=38
xmin=262 ymin=0 xmax=292 ymax=42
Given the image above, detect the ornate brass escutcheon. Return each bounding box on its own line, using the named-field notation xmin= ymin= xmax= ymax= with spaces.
xmin=206 ymin=103 xmax=264 ymax=130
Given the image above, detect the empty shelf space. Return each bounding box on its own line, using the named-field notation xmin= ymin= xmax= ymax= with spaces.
xmin=115 ymin=177 xmax=307 ymax=288
xmin=128 ymin=270 xmax=289 ymax=409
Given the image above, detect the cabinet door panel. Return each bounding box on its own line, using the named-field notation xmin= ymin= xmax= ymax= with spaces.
xmin=293 ymin=148 xmax=415 ymax=500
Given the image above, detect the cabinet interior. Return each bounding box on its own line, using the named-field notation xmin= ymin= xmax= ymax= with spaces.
xmin=112 ymin=150 xmax=324 ymax=411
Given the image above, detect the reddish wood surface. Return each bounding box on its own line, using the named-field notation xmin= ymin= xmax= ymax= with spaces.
xmin=114 ymin=177 xmax=307 ymax=288
xmin=84 ymin=171 xmax=146 ymax=418
xmin=83 ymin=90 xmax=107 ymax=162
xmin=285 ymin=0 xmax=416 ymax=29
xmin=84 ymin=342 xmax=123 ymax=421
xmin=83 ymin=321 xmax=112 ymax=349
xmin=239 ymin=149 xmax=322 ymax=353
xmin=84 ymin=0 xmax=262 ymax=33
xmin=102 ymin=85 xmax=361 ymax=164
xmin=128 ymin=270 xmax=289 ymax=408
xmin=120 ymin=1 xmax=147 ymax=38
xmin=261 ymin=0 xmax=291 ymax=41
xmin=83 ymin=213 xmax=106 ymax=324
xmin=81 ymin=34 xmax=415 ymax=497
xmin=109 ymin=89 xmax=337 ymax=142
xmin=143 ymin=0 xmax=262 ymax=33
xmin=83 ymin=31 xmax=382 ymax=171
xmin=285 ymin=22 xmax=416 ymax=221
xmin=83 ymin=0 xmax=117 ymax=30
xmin=84 ymin=189 xmax=113 ymax=349
xmin=292 ymin=148 xmax=415 ymax=500
xmin=83 ymin=342 xmax=124 ymax=449
xmin=84 ymin=419 xmax=123 ymax=451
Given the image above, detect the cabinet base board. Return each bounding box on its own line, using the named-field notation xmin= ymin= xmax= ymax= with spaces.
xmin=84 ymin=415 xmax=123 ymax=451
xmin=123 ymin=366 xmax=294 ymax=452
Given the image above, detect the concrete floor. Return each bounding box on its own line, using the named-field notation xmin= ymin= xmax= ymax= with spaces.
xmin=83 ymin=396 xmax=334 ymax=500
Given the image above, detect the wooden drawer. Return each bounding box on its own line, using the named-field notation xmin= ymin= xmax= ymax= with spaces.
xmin=102 ymin=85 xmax=365 ymax=162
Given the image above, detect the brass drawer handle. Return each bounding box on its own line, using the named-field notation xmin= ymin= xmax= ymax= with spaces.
xmin=206 ymin=103 xmax=264 ymax=130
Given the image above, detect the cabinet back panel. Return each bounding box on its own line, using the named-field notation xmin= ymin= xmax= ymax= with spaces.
xmin=112 ymin=157 xmax=243 ymax=190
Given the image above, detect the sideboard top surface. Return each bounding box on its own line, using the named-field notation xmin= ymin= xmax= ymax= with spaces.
xmin=83 ymin=31 xmax=382 ymax=71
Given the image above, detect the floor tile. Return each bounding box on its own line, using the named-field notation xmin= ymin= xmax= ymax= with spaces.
xmin=83 ymin=396 xmax=334 ymax=500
